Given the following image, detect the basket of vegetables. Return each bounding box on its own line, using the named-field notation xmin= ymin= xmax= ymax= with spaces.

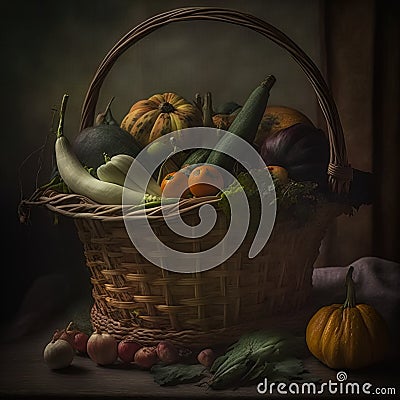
xmin=20 ymin=7 xmax=369 ymax=348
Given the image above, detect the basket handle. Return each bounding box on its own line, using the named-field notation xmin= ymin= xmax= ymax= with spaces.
xmin=79 ymin=7 xmax=353 ymax=194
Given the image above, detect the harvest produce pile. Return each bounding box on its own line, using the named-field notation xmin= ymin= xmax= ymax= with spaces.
xmin=43 ymin=321 xmax=318 ymax=389
xmin=44 ymin=74 xmax=360 ymax=218
xmin=39 ymin=74 xmax=387 ymax=382
xmin=33 ymin=70 xmax=384 ymax=388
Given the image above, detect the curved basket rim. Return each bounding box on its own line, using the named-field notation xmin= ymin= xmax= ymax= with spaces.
xmin=22 ymin=189 xmax=221 ymax=222
xmin=21 ymin=188 xmax=352 ymax=224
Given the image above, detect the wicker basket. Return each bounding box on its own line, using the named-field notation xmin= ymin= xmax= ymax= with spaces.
xmin=22 ymin=8 xmax=354 ymax=347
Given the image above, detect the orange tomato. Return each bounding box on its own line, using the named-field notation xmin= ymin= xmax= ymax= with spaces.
xmin=188 ymin=165 xmax=224 ymax=197
xmin=161 ymin=170 xmax=191 ymax=198
xmin=160 ymin=172 xmax=176 ymax=193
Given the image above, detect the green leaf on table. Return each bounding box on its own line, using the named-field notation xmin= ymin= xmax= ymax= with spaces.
xmin=151 ymin=363 xmax=208 ymax=386
xmin=209 ymin=330 xmax=320 ymax=390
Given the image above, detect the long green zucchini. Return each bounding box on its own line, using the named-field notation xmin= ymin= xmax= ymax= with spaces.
xmin=205 ymin=75 xmax=276 ymax=171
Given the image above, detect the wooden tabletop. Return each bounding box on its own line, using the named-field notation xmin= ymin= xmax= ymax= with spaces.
xmin=0 ymin=302 xmax=398 ymax=400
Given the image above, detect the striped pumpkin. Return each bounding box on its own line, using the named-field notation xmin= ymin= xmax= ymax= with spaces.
xmin=121 ymin=93 xmax=203 ymax=147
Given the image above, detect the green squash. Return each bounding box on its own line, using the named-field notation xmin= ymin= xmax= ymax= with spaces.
xmin=73 ymin=100 xmax=143 ymax=172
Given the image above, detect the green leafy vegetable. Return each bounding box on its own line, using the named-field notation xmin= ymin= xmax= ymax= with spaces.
xmin=151 ymin=363 xmax=208 ymax=386
xmin=218 ymin=169 xmax=325 ymax=227
xmin=149 ymin=330 xmax=320 ymax=390
xmin=208 ymin=330 xmax=317 ymax=390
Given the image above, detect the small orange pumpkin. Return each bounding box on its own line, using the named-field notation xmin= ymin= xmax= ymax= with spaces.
xmin=306 ymin=266 xmax=390 ymax=370
xmin=121 ymin=93 xmax=203 ymax=147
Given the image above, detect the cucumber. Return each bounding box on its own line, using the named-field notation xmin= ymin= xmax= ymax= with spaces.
xmin=205 ymin=75 xmax=276 ymax=171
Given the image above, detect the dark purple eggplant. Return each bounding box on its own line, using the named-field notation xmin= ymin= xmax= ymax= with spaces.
xmin=260 ymin=123 xmax=330 ymax=189
xmin=260 ymin=122 xmax=373 ymax=207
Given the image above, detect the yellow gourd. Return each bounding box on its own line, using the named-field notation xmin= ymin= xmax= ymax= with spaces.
xmin=306 ymin=266 xmax=389 ymax=370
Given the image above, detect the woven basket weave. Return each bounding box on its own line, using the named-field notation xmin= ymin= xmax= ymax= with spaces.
xmin=22 ymin=7 xmax=354 ymax=347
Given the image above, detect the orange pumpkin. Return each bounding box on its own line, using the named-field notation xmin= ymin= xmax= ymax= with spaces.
xmin=121 ymin=93 xmax=203 ymax=147
xmin=212 ymin=112 xmax=237 ymax=131
xmin=306 ymin=266 xmax=389 ymax=370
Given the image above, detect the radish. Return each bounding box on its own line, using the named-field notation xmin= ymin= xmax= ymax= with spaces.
xmin=118 ymin=339 xmax=142 ymax=363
